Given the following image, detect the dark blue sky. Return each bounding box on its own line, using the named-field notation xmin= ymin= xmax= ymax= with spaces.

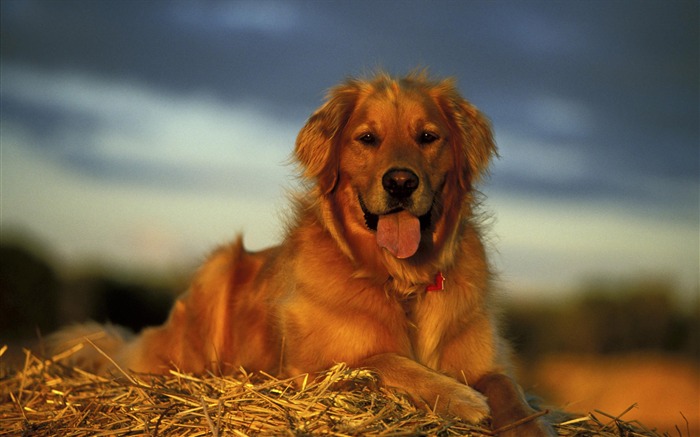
xmin=1 ymin=0 xmax=698 ymax=296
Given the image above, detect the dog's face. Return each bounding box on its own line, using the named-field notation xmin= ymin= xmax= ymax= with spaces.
xmin=338 ymin=86 xmax=453 ymax=259
xmin=296 ymin=73 xmax=496 ymax=265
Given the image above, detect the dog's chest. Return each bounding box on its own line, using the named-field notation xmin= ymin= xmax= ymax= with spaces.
xmin=400 ymin=294 xmax=449 ymax=370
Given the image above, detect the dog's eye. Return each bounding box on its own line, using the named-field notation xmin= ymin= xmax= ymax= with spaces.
xmin=418 ymin=131 xmax=439 ymax=145
xmin=357 ymin=133 xmax=378 ymax=146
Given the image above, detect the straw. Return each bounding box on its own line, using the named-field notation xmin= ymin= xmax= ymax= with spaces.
xmin=0 ymin=345 xmax=671 ymax=436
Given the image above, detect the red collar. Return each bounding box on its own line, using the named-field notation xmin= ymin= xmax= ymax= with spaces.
xmin=426 ymin=271 xmax=445 ymax=292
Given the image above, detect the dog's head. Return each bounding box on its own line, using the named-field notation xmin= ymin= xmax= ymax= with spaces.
xmin=295 ymin=72 xmax=496 ymax=267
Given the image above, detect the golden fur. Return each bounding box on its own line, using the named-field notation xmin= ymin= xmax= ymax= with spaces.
xmin=51 ymin=72 xmax=552 ymax=435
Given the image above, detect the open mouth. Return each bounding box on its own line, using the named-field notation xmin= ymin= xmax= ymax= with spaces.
xmin=358 ymin=196 xmax=433 ymax=232
xmin=358 ymin=195 xmax=434 ymax=259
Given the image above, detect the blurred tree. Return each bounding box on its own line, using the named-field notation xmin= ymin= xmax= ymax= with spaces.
xmin=504 ymin=277 xmax=698 ymax=360
xmin=0 ymin=242 xmax=60 ymax=339
xmin=62 ymin=274 xmax=174 ymax=332
xmin=1 ymin=238 xmax=180 ymax=343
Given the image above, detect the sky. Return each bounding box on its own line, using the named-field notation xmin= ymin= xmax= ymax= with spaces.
xmin=1 ymin=0 xmax=698 ymax=299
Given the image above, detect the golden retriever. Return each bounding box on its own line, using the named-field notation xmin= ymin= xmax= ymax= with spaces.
xmin=52 ymin=72 xmax=553 ymax=436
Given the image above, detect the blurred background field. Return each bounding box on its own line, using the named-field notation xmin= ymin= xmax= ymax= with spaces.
xmin=504 ymin=280 xmax=699 ymax=434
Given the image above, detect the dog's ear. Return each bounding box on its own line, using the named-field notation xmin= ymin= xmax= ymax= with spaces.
xmin=434 ymin=83 xmax=498 ymax=190
xmin=295 ymin=82 xmax=360 ymax=194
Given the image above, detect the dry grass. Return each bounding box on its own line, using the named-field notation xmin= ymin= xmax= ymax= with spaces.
xmin=0 ymin=345 xmax=676 ymax=436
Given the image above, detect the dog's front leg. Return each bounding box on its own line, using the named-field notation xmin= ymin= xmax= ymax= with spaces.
xmin=360 ymin=353 xmax=490 ymax=424
xmin=474 ymin=373 xmax=556 ymax=437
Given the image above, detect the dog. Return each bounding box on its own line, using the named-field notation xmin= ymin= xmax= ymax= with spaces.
xmin=51 ymin=72 xmax=553 ymax=436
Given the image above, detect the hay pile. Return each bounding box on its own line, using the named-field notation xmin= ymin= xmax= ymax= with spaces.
xmin=1 ymin=345 xmax=670 ymax=436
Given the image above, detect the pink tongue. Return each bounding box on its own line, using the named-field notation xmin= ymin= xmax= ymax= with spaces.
xmin=376 ymin=210 xmax=421 ymax=259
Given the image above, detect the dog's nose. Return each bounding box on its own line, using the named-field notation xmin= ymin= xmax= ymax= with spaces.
xmin=382 ymin=168 xmax=419 ymax=199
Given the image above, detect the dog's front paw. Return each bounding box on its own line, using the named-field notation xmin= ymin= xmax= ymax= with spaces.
xmin=428 ymin=380 xmax=490 ymax=424
xmin=474 ymin=373 xmax=557 ymax=437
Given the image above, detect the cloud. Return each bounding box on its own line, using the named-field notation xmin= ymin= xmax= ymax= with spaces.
xmin=493 ymin=4 xmax=588 ymax=57
xmin=526 ymin=94 xmax=596 ymax=137
xmin=489 ymin=192 xmax=699 ymax=296
xmin=494 ymin=131 xmax=592 ymax=184
xmin=169 ymin=0 xmax=302 ymax=34
xmin=1 ymin=119 xmax=288 ymax=269
xmin=1 ymin=63 xmax=304 ymax=268
xmin=2 ymin=64 xmax=300 ymax=195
